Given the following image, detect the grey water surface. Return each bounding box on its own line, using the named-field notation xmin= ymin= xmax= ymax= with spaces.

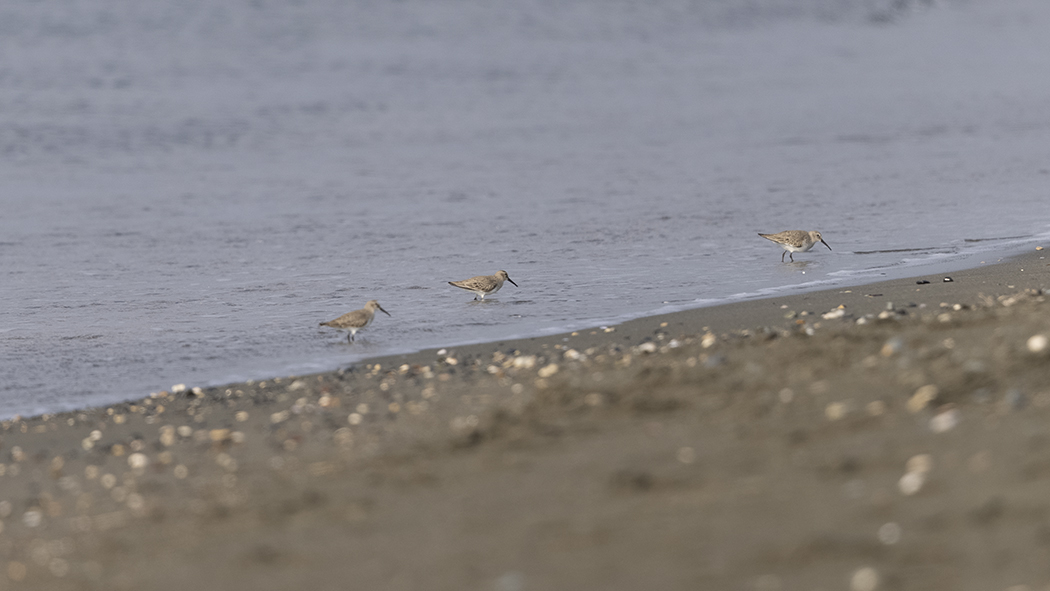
xmin=2 ymin=0 xmax=1050 ymax=417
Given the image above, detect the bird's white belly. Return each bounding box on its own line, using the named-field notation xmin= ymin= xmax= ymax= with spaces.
xmin=785 ymin=242 xmax=814 ymax=253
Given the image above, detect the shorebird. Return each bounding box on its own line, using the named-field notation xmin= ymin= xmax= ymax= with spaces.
xmin=319 ymin=300 xmax=390 ymax=342
xmin=758 ymin=230 xmax=831 ymax=262
xmin=448 ymin=270 xmax=518 ymax=300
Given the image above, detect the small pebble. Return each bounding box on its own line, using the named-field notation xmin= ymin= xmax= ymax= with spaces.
xmin=537 ymin=364 xmax=559 ymax=378
xmin=21 ymin=510 xmax=42 ymax=528
xmin=703 ymin=355 xmax=725 ymax=368
xmin=898 ymin=471 xmax=925 ymax=496
xmin=880 ymin=338 xmax=902 ymax=357
xmin=159 ymin=426 xmax=176 ymax=447
xmin=907 ymin=385 xmax=939 ymax=413
xmin=512 ymin=356 xmax=537 ymax=369
xmin=1027 ymin=334 xmax=1048 ymax=354
xmin=943 ymin=277 xmax=953 ymax=282
xmin=1004 ymin=389 xmax=1027 ymax=411
xmin=929 ymin=408 xmax=960 ymax=433
xmin=877 ymin=522 xmax=902 ymax=545
xmin=850 ymin=567 xmax=879 ymax=591
xmin=916 ymin=280 xmax=930 ymax=285
xmin=825 ymin=402 xmax=847 ymax=421
xmin=906 ymin=454 xmax=933 ymax=474
xmin=127 ymin=453 xmax=148 ymax=470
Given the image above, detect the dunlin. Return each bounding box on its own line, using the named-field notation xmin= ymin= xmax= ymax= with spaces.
xmin=448 ymin=270 xmax=518 ymax=300
xmin=758 ymin=230 xmax=831 ymax=262
xmin=319 ymin=300 xmax=390 ymax=342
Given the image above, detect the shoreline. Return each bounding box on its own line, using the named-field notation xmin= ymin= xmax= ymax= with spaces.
xmin=0 ymin=247 xmax=1048 ymax=589
xmin=7 ymin=241 xmax=1039 ymax=422
xmin=312 ymin=240 xmax=1047 ymax=385
xmin=349 ymin=246 xmax=1048 ymax=380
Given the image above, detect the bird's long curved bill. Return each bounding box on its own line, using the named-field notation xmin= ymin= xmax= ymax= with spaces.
xmin=507 ymin=278 xmax=518 ymax=287
xmin=821 ymin=239 xmax=832 ymax=251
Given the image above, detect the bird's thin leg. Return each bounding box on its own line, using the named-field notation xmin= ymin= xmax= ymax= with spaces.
xmin=781 ymin=251 xmax=787 ymax=263
xmin=789 ymin=253 xmax=794 ymax=262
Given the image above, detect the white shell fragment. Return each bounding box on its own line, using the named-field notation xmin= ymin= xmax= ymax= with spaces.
xmin=929 ymin=408 xmax=960 ymax=433
xmin=898 ymin=471 xmax=925 ymax=496
xmin=822 ymin=307 xmax=845 ymax=320
xmin=850 ymin=567 xmax=879 ymax=591
xmin=1027 ymin=334 xmax=1048 ymax=353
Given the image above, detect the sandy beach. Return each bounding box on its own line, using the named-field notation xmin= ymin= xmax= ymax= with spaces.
xmin=2 ymin=248 xmax=1050 ymax=590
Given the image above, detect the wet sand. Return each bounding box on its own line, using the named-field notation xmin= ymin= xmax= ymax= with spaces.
xmin=2 ymin=249 xmax=1050 ymax=590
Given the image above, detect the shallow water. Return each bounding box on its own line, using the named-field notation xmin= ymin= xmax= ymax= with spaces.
xmin=3 ymin=0 xmax=1050 ymax=417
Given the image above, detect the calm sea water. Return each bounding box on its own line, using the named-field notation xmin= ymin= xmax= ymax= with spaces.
xmin=3 ymin=0 xmax=1050 ymax=417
